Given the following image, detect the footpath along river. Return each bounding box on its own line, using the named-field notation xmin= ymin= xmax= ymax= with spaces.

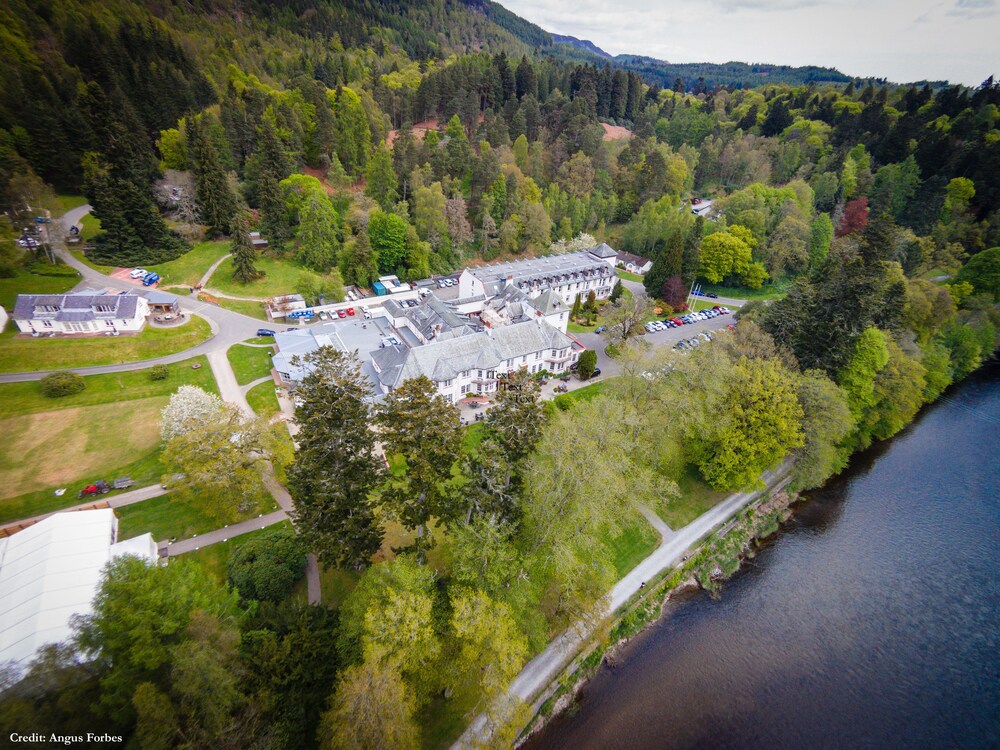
xmin=525 ymin=360 xmax=1000 ymax=750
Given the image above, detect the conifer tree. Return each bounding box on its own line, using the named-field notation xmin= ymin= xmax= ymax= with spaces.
xmin=230 ymin=211 xmax=261 ymax=283
xmin=288 ymin=349 xmax=383 ymax=570
xmin=365 ymin=146 xmax=398 ymax=211
xmin=189 ymin=115 xmax=237 ymax=236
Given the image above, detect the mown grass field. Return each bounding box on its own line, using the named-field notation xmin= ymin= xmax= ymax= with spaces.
xmin=146 ymin=240 xmax=229 ymax=288
xmin=616 ymin=269 xmax=645 ymax=283
xmin=0 ymin=357 xmax=216 ymax=523
xmin=246 ymin=380 xmax=281 ymax=418
xmin=209 ymin=255 xmax=325 ymax=299
xmin=0 ymin=264 xmax=80 ymax=311
xmin=0 ymin=399 xmax=164 ymax=499
xmin=213 ymin=297 xmax=268 ymax=319
xmin=78 ymin=213 xmax=101 ymax=242
xmin=116 ymin=489 xmax=278 ymax=542
xmin=700 ymin=277 xmax=791 ymax=301
xmin=47 ymin=194 xmax=88 ymax=216
xmin=661 ymin=464 xmax=730 ymax=529
xmin=227 ymin=342 xmax=274 ymax=385
xmin=0 ymin=315 xmax=211 ymax=373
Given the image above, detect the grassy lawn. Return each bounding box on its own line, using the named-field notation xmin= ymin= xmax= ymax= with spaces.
xmin=0 ymin=264 xmax=81 ymax=311
xmin=0 ymin=397 xmax=165 ymax=500
xmin=79 ymin=213 xmax=101 ymax=242
xmin=246 ymin=381 xmax=281 ymax=418
xmin=552 ymin=378 xmax=609 ymax=410
xmin=462 ymin=421 xmax=486 ymax=453
xmin=0 ymin=356 xmax=218 ymax=524
xmin=0 ymin=314 xmax=211 ymax=373
xmin=689 ymin=298 xmax=736 ymax=312
xmin=604 ymin=515 xmax=660 ymax=577
xmin=616 ymin=269 xmax=645 ymax=283
xmin=699 ymin=277 xmax=790 ymax=301
xmin=567 ymin=320 xmax=598 ymax=334
xmin=213 ymin=297 xmax=269 ymax=319
xmin=0 ymin=355 xmax=216 ymax=420
xmin=209 ymin=255 xmax=325 ymax=299
xmin=227 ymin=342 xmax=274 ymax=385
xmin=71 ymin=250 xmax=117 ymax=274
xmin=659 ymin=464 xmax=730 ymax=529
xmin=183 ymin=525 xmax=289 ymax=585
xmin=0 ymin=450 xmax=167 ymax=525
xmin=116 ymin=489 xmax=278 ymax=542
xmin=46 ymin=195 xmax=88 ymax=216
xmin=146 ymin=240 xmax=229 ymax=288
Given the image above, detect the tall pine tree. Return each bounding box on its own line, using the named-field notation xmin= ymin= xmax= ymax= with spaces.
xmin=189 ymin=115 xmax=238 ymax=237
xmin=288 ymin=349 xmax=384 ymax=570
xmin=230 ymin=211 xmax=261 ymax=283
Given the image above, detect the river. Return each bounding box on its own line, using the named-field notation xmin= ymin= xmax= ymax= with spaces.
xmin=525 ymin=360 xmax=1000 ymax=750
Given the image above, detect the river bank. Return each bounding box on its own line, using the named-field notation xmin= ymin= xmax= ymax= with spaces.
xmin=522 ymin=360 xmax=1000 ymax=750
xmin=516 ymin=480 xmax=804 ymax=746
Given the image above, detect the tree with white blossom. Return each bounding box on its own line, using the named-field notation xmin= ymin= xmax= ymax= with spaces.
xmin=160 ymin=385 xmax=224 ymax=442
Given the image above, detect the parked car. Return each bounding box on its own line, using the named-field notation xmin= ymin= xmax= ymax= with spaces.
xmin=257 ymin=328 xmax=276 ymax=337
xmin=590 ymin=367 xmax=602 ymax=379
xmin=361 ymin=306 xmax=372 ymax=319
xmin=34 ymin=216 xmax=51 ymax=223
xmin=142 ymin=272 xmax=160 ymax=286
xmin=130 ymin=268 xmax=148 ymax=279
xmin=337 ymin=309 xmax=347 ymax=318
xmin=706 ymin=292 xmax=718 ymax=299
xmin=318 ymin=311 xmax=329 ymax=320
xmin=595 ymin=325 xmax=607 ymax=334
xmin=347 ymin=307 xmax=355 ymax=316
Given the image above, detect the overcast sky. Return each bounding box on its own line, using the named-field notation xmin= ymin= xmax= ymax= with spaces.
xmin=499 ymin=0 xmax=998 ymax=86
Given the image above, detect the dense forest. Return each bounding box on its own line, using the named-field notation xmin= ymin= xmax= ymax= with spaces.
xmin=1 ymin=1 xmax=999 ymax=748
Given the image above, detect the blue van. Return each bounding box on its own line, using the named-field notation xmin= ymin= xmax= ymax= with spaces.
xmin=142 ymin=272 xmax=160 ymax=286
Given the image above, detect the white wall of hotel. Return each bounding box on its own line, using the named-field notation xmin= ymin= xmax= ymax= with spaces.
xmin=0 ymin=305 xmax=7 ymax=333
xmin=458 ymin=265 xmax=615 ymax=307
xmin=15 ymin=297 xmax=149 ymax=335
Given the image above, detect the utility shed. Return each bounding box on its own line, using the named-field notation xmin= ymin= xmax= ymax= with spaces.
xmin=0 ymin=509 xmax=157 ymax=671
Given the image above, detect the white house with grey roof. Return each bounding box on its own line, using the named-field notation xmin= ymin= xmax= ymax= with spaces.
xmin=12 ymin=290 xmax=149 ymax=335
xmin=458 ymin=246 xmax=618 ymax=308
xmin=371 ymin=318 xmax=582 ymax=402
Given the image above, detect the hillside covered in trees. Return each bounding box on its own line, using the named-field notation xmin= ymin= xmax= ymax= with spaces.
xmin=1 ymin=1 xmax=999 ymax=748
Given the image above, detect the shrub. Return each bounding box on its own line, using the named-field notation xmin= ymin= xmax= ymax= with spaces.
xmin=149 ymin=364 xmax=169 ymax=381
xmin=577 ymin=349 xmax=598 ymax=379
xmin=227 ymin=527 xmax=307 ymax=602
xmin=40 ymin=371 xmax=85 ymax=398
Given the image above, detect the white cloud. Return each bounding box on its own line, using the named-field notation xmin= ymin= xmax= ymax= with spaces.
xmin=498 ymin=0 xmax=998 ymax=85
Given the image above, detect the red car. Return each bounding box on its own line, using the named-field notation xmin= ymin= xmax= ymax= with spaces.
xmin=670 ymin=317 xmax=684 ymax=325
xmin=347 ymin=307 xmax=355 ymax=316
xmin=337 ymin=309 xmax=347 ymax=318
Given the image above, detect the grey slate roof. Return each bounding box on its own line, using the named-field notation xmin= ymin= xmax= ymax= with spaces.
xmin=616 ymin=250 xmax=651 ymax=267
xmin=468 ymin=249 xmax=616 ymax=297
xmin=12 ymin=290 xmax=142 ymax=322
xmin=371 ymin=320 xmax=576 ymax=389
xmin=589 ymin=242 xmax=617 ymax=258
xmin=384 ymin=297 xmax=479 ymax=341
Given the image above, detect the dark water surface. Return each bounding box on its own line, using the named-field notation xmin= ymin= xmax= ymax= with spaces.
xmin=526 ymin=361 xmax=1000 ymax=750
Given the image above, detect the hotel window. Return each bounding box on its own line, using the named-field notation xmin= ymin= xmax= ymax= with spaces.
xmin=42 ymin=320 xmax=53 ymax=328
xmin=105 ymin=320 xmax=115 ymax=327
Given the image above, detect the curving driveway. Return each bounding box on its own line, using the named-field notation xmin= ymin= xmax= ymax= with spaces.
xmin=0 ymin=206 xmax=264 ymax=383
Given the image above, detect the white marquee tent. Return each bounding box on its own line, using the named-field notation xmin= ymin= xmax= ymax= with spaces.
xmin=0 ymin=509 xmax=157 ymax=670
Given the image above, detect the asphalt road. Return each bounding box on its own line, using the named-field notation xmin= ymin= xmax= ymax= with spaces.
xmin=0 ymin=205 xmax=263 ymax=383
